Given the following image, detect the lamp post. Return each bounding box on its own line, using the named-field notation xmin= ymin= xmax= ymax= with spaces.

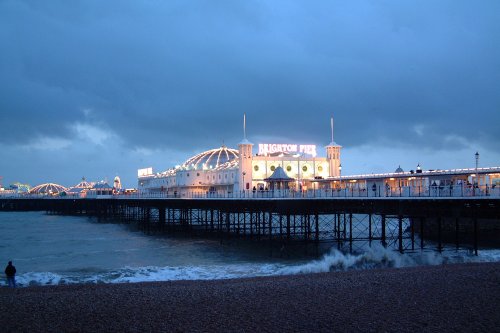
xmin=339 ymin=163 xmax=342 ymax=195
xmin=475 ymin=151 xmax=479 ymax=188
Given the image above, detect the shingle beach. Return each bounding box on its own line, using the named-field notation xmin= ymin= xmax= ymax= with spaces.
xmin=1 ymin=262 xmax=499 ymax=332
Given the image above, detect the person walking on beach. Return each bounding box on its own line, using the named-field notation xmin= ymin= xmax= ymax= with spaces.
xmin=5 ymin=261 xmax=16 ymax=288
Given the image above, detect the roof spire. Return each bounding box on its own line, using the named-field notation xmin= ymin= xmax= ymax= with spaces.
xmin=243 ymin=113 xmax=247 ymax=140
xmin=331 ymin=116 xmax=334 ymax=144
xmin=238 ymin=113 xmax=252 ymax=145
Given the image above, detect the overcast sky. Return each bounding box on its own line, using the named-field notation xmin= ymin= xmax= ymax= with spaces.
xmin=1 ymin=0 xmax=499 ymax=188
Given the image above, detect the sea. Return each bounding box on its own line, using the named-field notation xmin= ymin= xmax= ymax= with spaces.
xmin=1 ymin=212 xmax=499 ymax=287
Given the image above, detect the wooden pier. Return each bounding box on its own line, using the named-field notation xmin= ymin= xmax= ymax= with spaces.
xmin=1 ymin=197 xmax=499 ymax=254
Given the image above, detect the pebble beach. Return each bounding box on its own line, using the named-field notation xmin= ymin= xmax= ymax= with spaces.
xmin=1 ymin=262 xmax=499 ymax=332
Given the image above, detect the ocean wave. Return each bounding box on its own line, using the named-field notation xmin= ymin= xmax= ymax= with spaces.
xmin=278 ymin=244 xmax=500 ymax=275
xmin=4 ymin=263 xmax=286 ymax=287
xmin=277 ymin=244 xmax=443 ymax=275
xmin=11 ymin=272 xmax=67 ymax=287
xmin=5 ymin=246 xmax=499 ymax=288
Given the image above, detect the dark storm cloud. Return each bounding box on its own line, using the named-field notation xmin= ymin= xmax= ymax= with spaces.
xmin=1 ymin=0 xmax=499 ymax=153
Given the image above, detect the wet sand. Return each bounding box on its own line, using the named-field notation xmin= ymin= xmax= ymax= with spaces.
xmin=1 ymin=262 xmax=499 ymax=332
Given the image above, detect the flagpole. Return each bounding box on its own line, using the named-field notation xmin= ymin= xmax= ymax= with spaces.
xmin=331 ymin=117 xmax=334 ymax=143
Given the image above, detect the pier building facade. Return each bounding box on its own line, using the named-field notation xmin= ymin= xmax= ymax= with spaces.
xmin=137 ymin=143 xmax=341 ymax=196
xmin=137 ymin=117 xmax=500 ymax=198
xmin=138 ymin=118 xmax=341 ymax=196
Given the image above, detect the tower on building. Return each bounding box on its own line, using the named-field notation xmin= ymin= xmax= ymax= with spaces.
xmin=238 ymin=113 xmax=253 ymax=191
xmin=326 ymin=117 xmax=342 ymax=178
xmin=114 ymin=176 xmax=122 ymax=190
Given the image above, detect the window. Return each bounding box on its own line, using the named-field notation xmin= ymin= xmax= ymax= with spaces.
xmin=318 ymin=166 xmax=323 ymax=172
xmin=254 ymin=165 xmax=259 ymax=171
xmin=270 ymin=165 xmax=276 ymax=172
xmin=187 ymin=173 xmax=190 ymax=177
xmin=197 ymin=173 xmax=200 ymax=177
xmin=302 ymin=165 xmax=308 ymax=172
xmin=286 ymin=165 xmax=292 ymax=172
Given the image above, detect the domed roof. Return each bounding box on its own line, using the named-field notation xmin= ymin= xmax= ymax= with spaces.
xmin=29 ymin=183 xmax=67 ymax=195
xmin=72 ymin=178 xmax=94 ymax=189
xmin=182 ymin=146 xmax=239 ymax=170
xmin=395 ymin=165 xmax=404 ymax=173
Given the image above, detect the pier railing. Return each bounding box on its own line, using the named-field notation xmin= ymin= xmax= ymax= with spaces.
xmin=137 ymin=184 xmax=499 ymax=199
xmin=1 ymin=184 xmax=499 ymax=199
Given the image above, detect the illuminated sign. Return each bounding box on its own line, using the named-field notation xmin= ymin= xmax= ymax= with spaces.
xmin=138 ymin=167 xmax=153 ymax=177
xmin=258 ymin=144 xmax=317 ymax=157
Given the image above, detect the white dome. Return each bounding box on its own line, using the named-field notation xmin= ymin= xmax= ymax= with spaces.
xmin=182 ymin=146 xmax=239 ymax=170
xmin=29 ymin=183 xmax=67 ymax=195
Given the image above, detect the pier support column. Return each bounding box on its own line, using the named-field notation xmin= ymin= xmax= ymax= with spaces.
xmin=205 ymin=210 xmax=209 ymax=231
xmin=268 ymin=211 xmax=273 ymax=238
xmin=315 ymin=213 xmax=319 ymax=244
xmin=473 ymin=217 xmax=478 ymax=256
xmin=411 ymin=217 xmax=415 ymax=251
xmin=336 ymin=213 xmax=341 ymax=250
xmin=286 ymin=214 xmax=291 ymax=241
xmin=381 ymin=215 xmax=386 ymax=248
xmin=159 ymin=208 xmax=166 ymax=227
xmin=268 ymin=211 xmax=273 ymax=256
xmin=420 ymin=217 xmax=425 ymax=250
xmin=243 ymin=211 xmax=247 ymax=236
xmin=236 ymin=212 xmax=240 ymax=235
xmin=279 ymin=214 xmax=283 ymax=240
xmin=398 ymin=215 xmax=403 ymax=253
xmin=437 ymin=217 xmax=442 ymax=253
xmin=250 ymin=212 xmax=254 ymax=238
xmin=349 ymin=213 xmax=353 ymax=253
xmin=368 ymin=214 xmax=372 ymax=246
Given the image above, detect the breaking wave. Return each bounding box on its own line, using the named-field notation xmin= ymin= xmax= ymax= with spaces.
xmin=5 ymin=245 xmax=499 ymax=287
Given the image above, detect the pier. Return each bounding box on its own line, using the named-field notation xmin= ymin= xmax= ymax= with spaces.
xmin=1 ymin=196 xmax=499 ymax=255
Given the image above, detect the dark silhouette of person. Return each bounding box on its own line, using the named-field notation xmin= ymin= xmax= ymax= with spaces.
xmin=5 ymin=261 xmax=16 ymax=288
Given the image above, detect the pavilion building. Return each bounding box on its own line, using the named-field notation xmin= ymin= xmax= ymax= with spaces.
xmin=138 ymin=117 xmax=341 ymax=196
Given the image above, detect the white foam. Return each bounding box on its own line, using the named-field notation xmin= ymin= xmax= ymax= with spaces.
xmin=279 ymin=245 xmax=500 ymax=276
xmin=13 ymin=272 xmax=66 ymax=287
xmin=7 ymin=246 xmax=500 ymax=287
xmin=105 ymin=263 xmax=284 ymax=284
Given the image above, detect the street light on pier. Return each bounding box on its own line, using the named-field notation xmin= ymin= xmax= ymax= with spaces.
xmin=475 ymin=151 xmax=479 ymax=186
xmin=339 ymin=164 xmax=342 ymax=190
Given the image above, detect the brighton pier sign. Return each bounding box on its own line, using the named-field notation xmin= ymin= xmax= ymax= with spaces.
xmin=258 ymin=143 xmax=317 ymax=157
